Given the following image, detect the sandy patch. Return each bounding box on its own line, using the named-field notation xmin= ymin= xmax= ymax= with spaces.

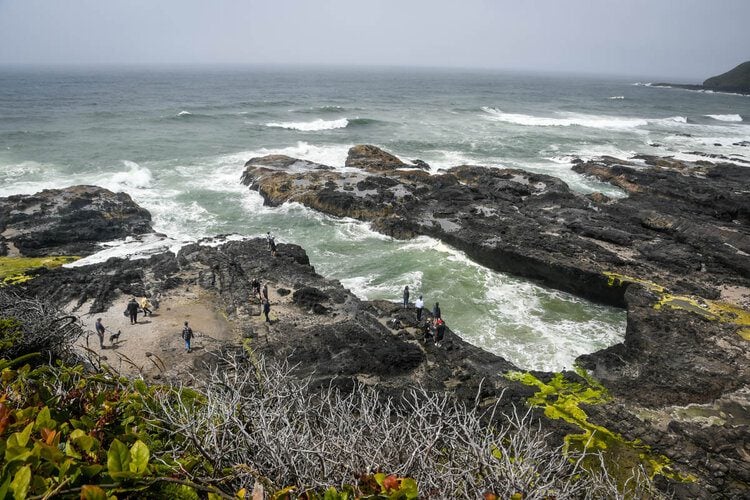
xmin=77 ymin=287 xmax=237 ymax=380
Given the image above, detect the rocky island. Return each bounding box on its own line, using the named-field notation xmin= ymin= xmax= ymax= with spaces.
xmin=2 ymin=145 xmax=750 ymax=498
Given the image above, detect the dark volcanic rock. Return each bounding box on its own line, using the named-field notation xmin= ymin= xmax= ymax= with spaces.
xmin=0 ymin=185 xmax=153 ymax=257
xmin=240 ymin=146 xmax=750 ymax=497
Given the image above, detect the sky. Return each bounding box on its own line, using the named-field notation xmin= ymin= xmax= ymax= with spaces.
xmin=0 ymin=0 xmax=748 ymax=80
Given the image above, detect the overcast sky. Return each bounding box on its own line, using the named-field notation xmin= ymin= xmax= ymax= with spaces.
xmin=0 ymin=0 xmax=747 ymax=80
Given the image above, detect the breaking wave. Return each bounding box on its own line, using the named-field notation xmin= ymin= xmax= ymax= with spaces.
xmin=266 ymin=118 xmax=349 ymax=131
xmin=705 ymin=114 xmax=743 ymax=122
xmin=482 ymin=107 xmax=686 ymax=129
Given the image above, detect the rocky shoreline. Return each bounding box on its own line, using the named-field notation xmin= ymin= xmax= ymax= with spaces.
xmin=2 ymin=146 xmax=750 ymax=497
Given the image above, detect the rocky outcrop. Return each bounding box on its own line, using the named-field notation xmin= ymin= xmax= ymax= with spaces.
xmin=239 ymin=145 xmax=750 ymax=497
xmin=242 ymin=146 xmax=750 ymax=308
xmin=703 ymin=61 xmax=750 ymax=94
xmin=652 ymin=61 xmax=750 ymax=95
xmin=0 ymin=185 xmax=153 ymax=257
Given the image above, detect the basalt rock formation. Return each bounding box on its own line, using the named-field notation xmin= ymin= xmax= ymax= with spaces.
xmin=241 ymin=145 xmax=750 ymax=497
xmin=0 ymin=185 xmax=153 ymax=257
xmin=242 ymin=146 xmax=749 ymax=307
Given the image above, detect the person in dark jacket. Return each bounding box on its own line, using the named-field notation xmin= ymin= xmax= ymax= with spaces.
xmin=126 ymin=297 xmax=139 ymax=325
xmin=263 ymin=299 xmax=271 ymax=323
xmin=182 ymin=321 xmax=193 ymax=353
xmin=403 ymin=286 xmax=410 ymax=308
xmin=432 ymin=302 xmax=441 ymax=319
xmin=95 ymin=318 xmax=106 ymax=348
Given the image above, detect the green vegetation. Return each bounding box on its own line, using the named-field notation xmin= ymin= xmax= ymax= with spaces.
xmin=506 ymin=369 xmax=691 ymax=489
xmin=604 ymin=271 xmax=750 ymax=340
xmin=0 ymin=256 xmax=80 ymax=286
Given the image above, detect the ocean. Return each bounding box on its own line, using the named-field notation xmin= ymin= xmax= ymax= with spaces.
xmin=1 ymin=66 xmax=748 ymax=371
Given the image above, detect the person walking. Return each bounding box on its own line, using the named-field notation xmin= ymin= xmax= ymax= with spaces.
xmin=140 ymin=297 xmax=153 ymax=317
xmin=181 ymin=321 xmax=193 ymax=353
xmin=415 ymin=295 xmax=424 ymax=321
xmin=262 ymin=283 xmax=269 ymax=301
xmin=403 ymin=285 xmax=410 ymax=308
xmin=262 ymin=299 xmax=271 ymax=323
xmin=432 ymin=302 xmax=441 ymax=320
xmin=95 ymin=317 xmax=106 ymax=348
xmin=126 ymin=297 xmax=139 ymax=325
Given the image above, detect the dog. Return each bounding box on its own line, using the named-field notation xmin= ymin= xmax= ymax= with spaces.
xmin=109 ymin=330 xmax=121 ymax=344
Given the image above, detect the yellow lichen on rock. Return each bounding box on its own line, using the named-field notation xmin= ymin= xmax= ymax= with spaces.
xmin=0 ymin=256 xmax=80 ymax=285
xmin=506 ymin=369 xmax=686 ymax=485
xmin=604 ymin=272 xmax=750 ymax=340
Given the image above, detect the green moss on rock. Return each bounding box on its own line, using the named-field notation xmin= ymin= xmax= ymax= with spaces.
xmin=0 ymin=256 xmax=80 ymax=286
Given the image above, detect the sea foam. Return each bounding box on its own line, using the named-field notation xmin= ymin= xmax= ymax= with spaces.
xmin=265 ymin=118 xmax=349 ymax=131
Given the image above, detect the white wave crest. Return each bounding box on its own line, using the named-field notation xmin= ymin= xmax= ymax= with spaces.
xmin=265 ymin=118 xmax=349 ymax=131
xmin=110 ymin=161 xmax=153 ymax=189
xmin=177 ymin=110 xmax=192 ymax=116
xmin=608 ymin=96 xmax=625 ymax=100
xmin=705 ymin=114 xmax=743 ymax=122
xmin=482 ymin=107 xmax=686 ymax=129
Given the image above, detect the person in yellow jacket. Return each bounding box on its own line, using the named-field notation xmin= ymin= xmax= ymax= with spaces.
xmin=140 ymin=297 xmax=153 ymax=317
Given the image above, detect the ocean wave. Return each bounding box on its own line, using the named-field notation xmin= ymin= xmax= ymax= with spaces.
xmin=265 ymin=118 xmax=349 ymax=131
xmin=177 ymin=110 xmax=192 ymax=116
xmin=482 ymin=107 xmax=686 ymax=129
xmin=705 ymin=114 xmax=743 ymax=122
xmin=608 ymin=96 xmax=625 ymax=100
xmin=110 ymin=161 xmax=153 ymax=190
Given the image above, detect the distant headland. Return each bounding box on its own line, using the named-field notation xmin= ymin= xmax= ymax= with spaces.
xmin=653 ymin=60 xmax=750 ymax=94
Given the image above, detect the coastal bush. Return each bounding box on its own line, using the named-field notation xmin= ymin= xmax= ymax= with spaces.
xmin=0 ymin=289 xmax=82 ymax=362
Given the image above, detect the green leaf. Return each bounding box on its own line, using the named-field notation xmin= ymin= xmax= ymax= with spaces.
xmin=8 ymin=423 xmax=33 ymax=449
xmin=208 ymin=493 xmax=222 ymax=500
xmin=107 ymin=439 xmax=130 ymax=477
xmin=0 ymin=473 xmax=11 ymax=500
xmin=399 ymin=478 xmax=419 ymax=499
xmin=128 ymin=440 xmax=149 ymax=475
xmin=34 ymin=407 xmax=54 ymax=431
xmin=10 ymin=465 xmax=31 ymax=500
xmin=80 ymin=485 xmax=108 ymax=500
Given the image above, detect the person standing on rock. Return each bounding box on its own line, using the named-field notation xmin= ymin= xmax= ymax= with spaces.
xmin=251 ymin=278 xmax=261 ymax=300
xmin=403 ymin=285 xmax=410 ymax=308
xmin=269 ymin=238 xmax=277 ymax=257
xmin=262 ymin=298 xmax=271 ymax=323
xmin=126 ymin=297 xmax=139 ymax=325
xmin=415 ymin=295 xmax=424 ymax=321
xmin=262 ymin=283 xmax=269 ymax=301
xmin=432 ymin=302 xmax=441 ymax=320
xmin=95 ymin=318 xmax=106 ymax=349
xmin=434 ymin=318 xmax=446 ymax=347
xmin=266 ymin=231 xmax=273 ymax=249
xmin=182 ymin=321 xmax=193 ymax=353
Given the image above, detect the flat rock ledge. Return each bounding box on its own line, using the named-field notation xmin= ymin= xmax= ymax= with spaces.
xmin=0 ymin=185 xmax=153 ymax=257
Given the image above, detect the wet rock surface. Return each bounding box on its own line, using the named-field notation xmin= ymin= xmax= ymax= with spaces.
xmin=0 ymin=185 xmax=153 ymax=257
xmin=240 ymin=145 xmax=750 ymax=497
